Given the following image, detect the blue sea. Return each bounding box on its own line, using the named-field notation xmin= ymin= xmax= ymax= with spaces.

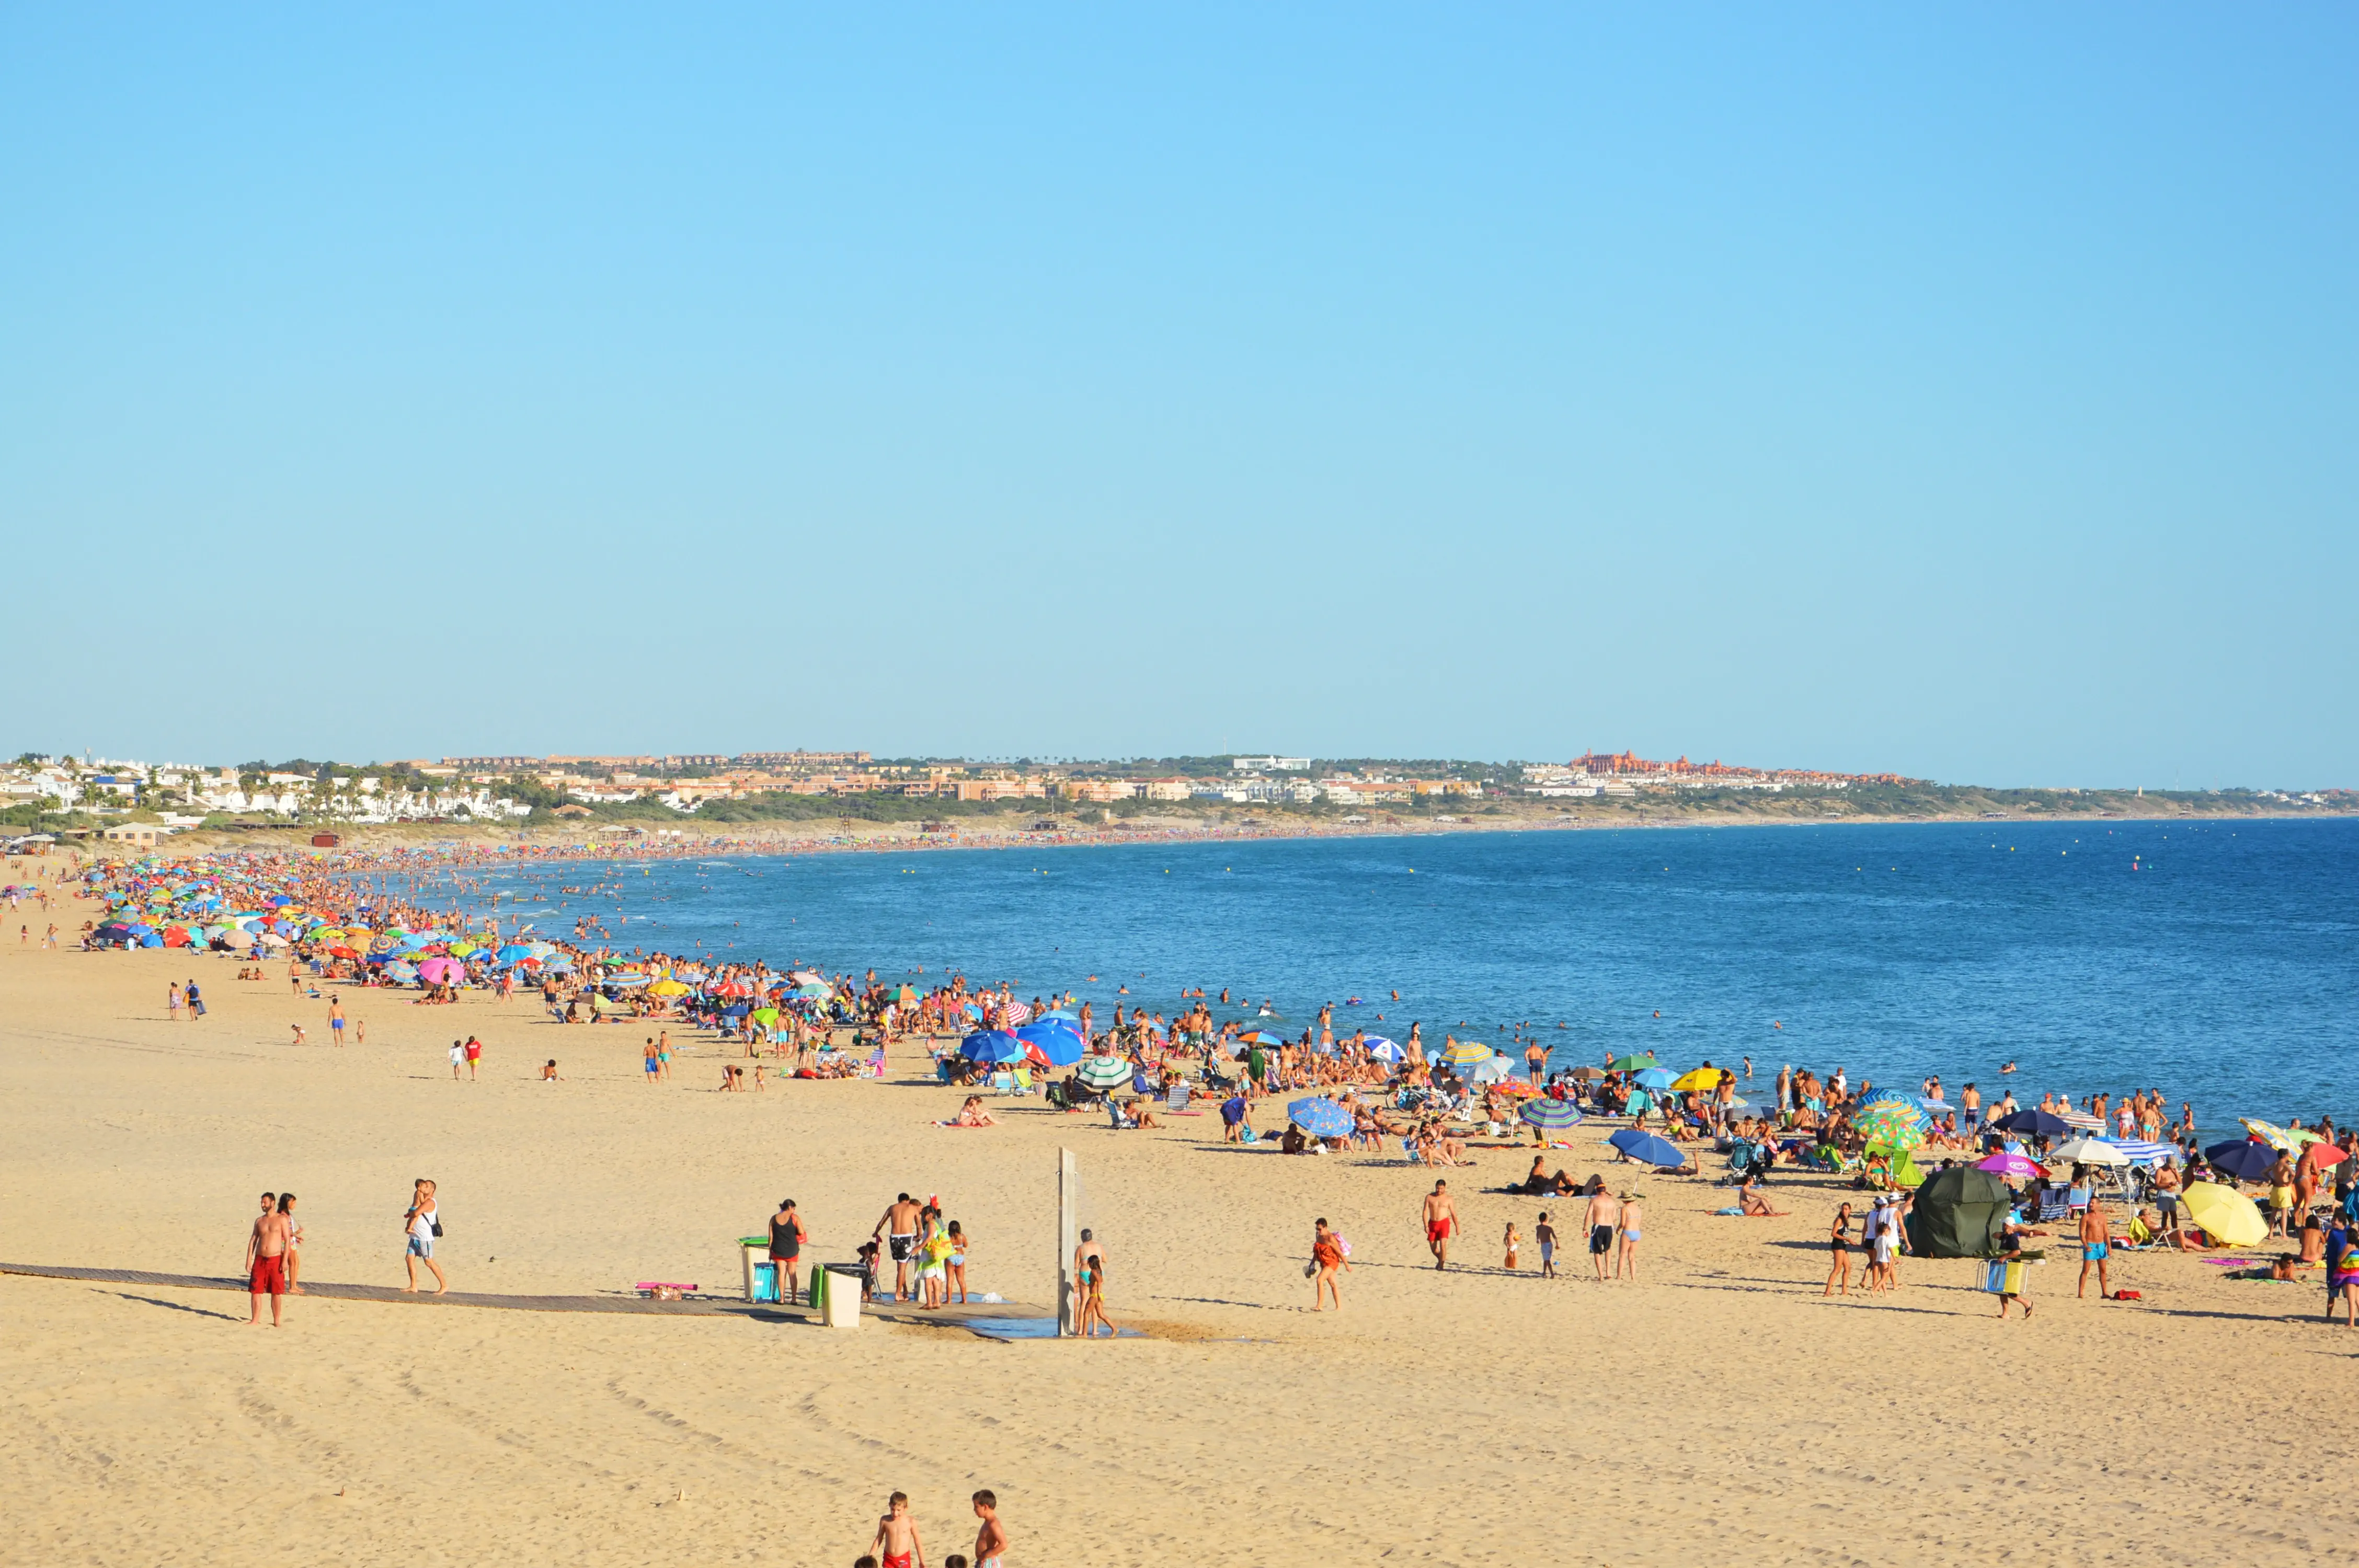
xmin=455 ymin=817 xmax=2358 ymax=1135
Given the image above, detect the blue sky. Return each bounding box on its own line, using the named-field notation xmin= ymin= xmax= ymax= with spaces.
xmin=3 ymin=7 xmax=2351 ymax=785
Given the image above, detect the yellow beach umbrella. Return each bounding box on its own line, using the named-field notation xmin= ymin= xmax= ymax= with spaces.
xmin=648 ymin=979 xmax=691 ymax=997
xmin=2180 ymin=1181 xmax=2268 ymax=1247
xmin=1671 ymin=1068 xmax=1722 ymax=1092
xmin=2240 ymin=1118 xmax=2293 ymax=1150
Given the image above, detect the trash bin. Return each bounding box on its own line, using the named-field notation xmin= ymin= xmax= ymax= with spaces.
xmin=739 ymin=1238 xmax=772 ymax=1303
xmin=820 ymin=1265 xmax=862 ymax=1330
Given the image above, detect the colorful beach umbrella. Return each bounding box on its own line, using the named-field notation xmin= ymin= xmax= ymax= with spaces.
xmin=1977 ymin=1150 xmax=2046 ymax=1181
xmin=1520 ymin=1099 xmax=1584 ymax=1130
xmin=1441 ymin=1041 xmax=1493 ymax=1067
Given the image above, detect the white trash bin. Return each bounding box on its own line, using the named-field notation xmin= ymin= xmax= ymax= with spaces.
xmin=820 ymin=1265 xmax=862 ymax=1330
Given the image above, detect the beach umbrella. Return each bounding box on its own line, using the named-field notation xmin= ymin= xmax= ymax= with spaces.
xmin=1604 ymin=1054 xmax=1658 ymax=1072
xmin=1606 ymin=1127 xmax=1687 ymax=1169
xmin=749 ymin=1006 xmax=780 ymax=1027
xmin=1860 ymin=1088 xmax=1922 ymax=1109
xmin=606 ymin=973 xmax=651 ymax=988
xmin=1015 ymin=1020 xmax=1087 ymax=1068
xmin=384 ymin=960 xmax=419 ymax=982
xmin=1471 ymin=1054 xmax=1516 ymax=1085
xmin=2180 ymin=1181 xmax=2268 ymax=1247
xmin=2304 ymin=1143 xmax=2351 ymax=1169
xmin=960 ymin=1030 xmax=1026 ymax=1065
xmin=2202 ymin=1138 xmax=2278 ymax=1182
xmin=648 ymin=979 xmax=691 ymax=996
xmin=1919 ymin=1098 xmax=1953 ymax=1114
xmin=2098 ymin=1138 xmax=2181 ymax=1166
xmin=1234 ymin=1029 xmax=1286 ymax=1048
xmin=1521 ymin=1099 xmax=1584 ymax=1131
xmin=1362 ymin=1037 xmax=1405 ymax=1064
xmin=2051 ymin=1136 xmax=2129 ymax=1168
xmin=415 ymin=956 xmax=464 ymax=984
xmin=326 ymin=944 xmax=361 ymax=959
xmin=1856 ymin=1101 xmax=1931 ymax=1150
xmin=1632 ymin=1067 xmax=1675 ymax=1091
xmin=1077 ymin=1055 xmax=1135 ymax=1090
xmin=1287 ymin=1097 xmax=1355 ymax=1139
xmin=1976 ymin=1151 xmax=2046 ymax=1181
xmin=1440 ymin=1041 xmax=1493 ymax=1067
xmin=1991 ymin=1108 xmax=2070 ymax=1138
xmin=795 ymin=980 xmax=832 ymax=999
xmin=497 ymin=944 xmax=533 ymax=963
xmin=1568 ymin=1066 xmax=1604 ymax=1082
xmin=1671 ymin=1068 xmax=1723 ymax=1092
xmin=258 ymin=931 xmax=289 ymax=948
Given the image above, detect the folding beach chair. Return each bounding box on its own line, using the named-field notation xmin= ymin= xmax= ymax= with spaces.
xmin=990 ymin=1070 xmax=1017 ymax=1096
xmin=1164 ymin=1080 xmax=1200 ymax=1116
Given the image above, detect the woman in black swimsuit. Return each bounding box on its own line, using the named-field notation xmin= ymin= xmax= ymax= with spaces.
xmin=1823 ymin=1201 xmax=1854 ymax=1297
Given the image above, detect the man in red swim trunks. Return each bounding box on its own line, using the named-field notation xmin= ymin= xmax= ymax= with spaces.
xmin=1423 ymin=1180 xmax=1458 ymax=1271
xmin=247 ymin=1190 xmax=295 ymax=1327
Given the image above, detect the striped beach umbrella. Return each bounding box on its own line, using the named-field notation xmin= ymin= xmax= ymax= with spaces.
xmin=1076 ymin=1055 xmax=1133 ymax=1090
xmin=1520 ymin=1099 xmax=1584 ymax=1131
xmin=1441 ymin=1041 xmax=1493 ymax=1067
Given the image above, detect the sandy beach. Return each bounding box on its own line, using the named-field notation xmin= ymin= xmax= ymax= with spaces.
xmin=7 ymin=937 xmax=2358 ymax=1567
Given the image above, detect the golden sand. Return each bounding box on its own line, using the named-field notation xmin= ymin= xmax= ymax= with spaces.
xmin=3 ymin=939 xmax=2352 ymax=1566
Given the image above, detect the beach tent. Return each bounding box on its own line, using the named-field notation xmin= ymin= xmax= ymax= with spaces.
xmin=1903 ymin=1166 xmax=2011 ymax=1258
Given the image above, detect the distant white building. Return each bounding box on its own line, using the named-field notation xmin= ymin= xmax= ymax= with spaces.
xmin=1232 ymin=756 xmax=1311 ymax=772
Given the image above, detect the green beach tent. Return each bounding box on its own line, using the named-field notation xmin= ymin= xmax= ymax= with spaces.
xmin=1903 ymin=1166 xmax=2010 ymax=1259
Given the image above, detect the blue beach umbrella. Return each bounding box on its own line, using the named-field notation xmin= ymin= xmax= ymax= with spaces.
xmin=1287 ymin=1098 xmax=1355 ymax=1139
xmin=1521 ymin=1100 xmax=1584 ymax=1131
xmin=1632 ymin=1067 xmax=1675 ymax=1091
xmin=1607 ymin=1127 xmax=1688 ymax=1168
xmin=960 ymin=1030 xmax=1027 ymax=1065
xmin=1992 ymin=1108 xmax=2070 ymax=1139
xmin=2203 ymin=1138 xmax=2278 ymax=1182
xmin=1015 ymin=1020 xmax=1087 ymax=1068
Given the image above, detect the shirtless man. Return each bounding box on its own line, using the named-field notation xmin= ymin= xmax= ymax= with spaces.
xmin=1422 ymin=1180 xmax=1457 ymax=1270
xmin=873 ymin=1192 xmax=925 ymax=1302
xmin=1584 ymin=1183 xmax=1622 ymax=1282
xmin=868 ymin=1490 xmax=926 ymax=1568
xmin=246 ymin=1191 xmax=294 ymax=1327
xmin=2078 ymin=1201 xmax=2114 ymax=1299
xmin=971 ymin=1490 xmax=1008 ymax=1568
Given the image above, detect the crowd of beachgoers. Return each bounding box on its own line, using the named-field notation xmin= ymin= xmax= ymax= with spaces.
xmin=22 ymin=835 xmax=2359 ymax=1323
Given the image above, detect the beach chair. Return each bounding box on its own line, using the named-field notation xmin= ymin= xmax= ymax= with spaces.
xmin=990 ymin=1070 xmax=1017 ymax=1096
xmin=1164 ymin=1080 xmax=1198 ymax=1116
xmin=1012 ymin=1067 xmax=1035 ymax=1095
xmin=865 ymin=1048 xmax=886 ymax=1079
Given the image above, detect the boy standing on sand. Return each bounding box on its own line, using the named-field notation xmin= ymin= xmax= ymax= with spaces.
xmin=868 ymin=1491 xmax=925 ymax=1568
xmin=1422 ymin=1181 xmax=1456 ymax=1270
xmin=971 ymin=1491 xmax=1008 ymax=1568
